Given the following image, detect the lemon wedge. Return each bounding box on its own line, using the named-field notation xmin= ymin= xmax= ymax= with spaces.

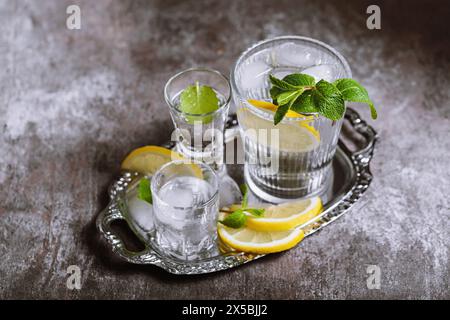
xmin=230 ymin=197 xmax=322 ymax=231
xmin=218 ymin=222 xmax=305 ymax=254
xmin=121 ymin=145 xmax=202 ymax=177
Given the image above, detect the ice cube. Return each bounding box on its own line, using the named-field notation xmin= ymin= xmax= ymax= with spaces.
xmin=239 ymin=51 xmax=272 ymax=90
xmin=158 ymin=176 xmax=214 ymax=209
xmin=270 ymin=69 xmax=294 ymax=79
xmin=127 ymin=195 xmax=154 ymax=231
xmin=271 ymin=42 xmax=322 ymax=68
xmin=159 ymin=181 xmax=194 ymax=208
xmin=217 ymin=173 xmax=242 ymax=208
xmin=301 ymin=64 xmax=336 ymax=82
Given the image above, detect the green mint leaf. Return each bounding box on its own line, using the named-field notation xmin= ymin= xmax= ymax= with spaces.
xmin=137 ymin=178 xmax=152 ymax=204
xmin=269 ymin=72 xmax=377 ymax=123
xmin=334 ymin=78 xmax=377 ymax=119
xmin=270 ymin=86 xmax=282 ymax=103
xmin=287 ymin=88 xmax=305 ymax=108
xmin=269 ymin=74 xmax=299 ymax=91
xmin=312 ymin=80 xmax=345 ymax=121
xmin=276 ymin=90 xmax=302 ymax=106
xmin=240 ymin=184 xmax=248 ymax=208
xmin=244 ymin=208 xmax=265 ymax=217
xmin=290 ymin=91 xmax=318 ymax=114
xmin=274 ymin=103 xmax=290 ymax=125
xmin=179 ymin=82 xmax=219 ymax=121
xmin=283 ymin=73 xmax=315 ymax=86
xmin=368 ymin=102 xmax=377 ymax=120
xmin=219 ymin=210 xmax=247 ymax=228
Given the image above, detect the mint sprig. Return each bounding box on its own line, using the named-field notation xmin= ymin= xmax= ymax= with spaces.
xmin=137 ymin=178 xmax=152 ymax=204
xmin=334 ymin=78 xmax=377 ymax=119
xmin=219 ymin=184 xmax=265 ymax=229
xmin=269 ymin=73 xmax=377 ymax=124
xmin=313 ymin=80 xmax=345 ymax=121
xmin=219 ymin=210 xmax=247 ymax=228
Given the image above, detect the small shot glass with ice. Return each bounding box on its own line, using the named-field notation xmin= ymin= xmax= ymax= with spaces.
xmin=164 ymin=68 xmax=231 ymax=171
xmin=150 ymin=160 xmax=219 ymax=261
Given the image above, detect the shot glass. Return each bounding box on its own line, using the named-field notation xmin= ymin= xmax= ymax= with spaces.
xmin=231 ymin=36 xmax=352 ymax=202
xmin=150 ymin=160 xmax=219 ymax=261
xmin=164 ymin=68 xmax=231 ymax=171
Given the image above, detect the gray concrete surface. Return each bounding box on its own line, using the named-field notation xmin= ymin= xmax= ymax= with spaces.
xmin=0 ymin=0 xmax=449 ymax=299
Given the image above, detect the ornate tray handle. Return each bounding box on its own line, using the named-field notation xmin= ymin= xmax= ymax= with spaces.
xmin=97 ymin=173 xmax=162 ymax=265
xmin=343 ymin=108 xmax=378 ymax=166
xmin=96 ymin=108 xmax=378 ymax=274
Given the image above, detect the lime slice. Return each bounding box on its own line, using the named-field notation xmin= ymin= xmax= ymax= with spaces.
xmin=179 ymin=82 xmax=219 ymax=123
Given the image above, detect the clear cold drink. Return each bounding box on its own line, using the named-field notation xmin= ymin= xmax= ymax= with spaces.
xmin=238 ymin=109 xmax=341 ymax=201
xmin=170 ymin=90 xmax=228 ymax=167
xmin=231 ymin=36 xmax=352 ymax=202
xmin=164 ymin=68 xmax=231 ymax=171
xmin=151 ymin=161 xmax=219 ymax=261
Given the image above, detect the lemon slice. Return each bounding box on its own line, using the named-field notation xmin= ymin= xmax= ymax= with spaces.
xmin=300 ymin=122 xmax=320 ymax=141
xmin=237 ymin=107 xmax=320 ymax=152
xmin=218 ymin=223 xmax=305 ymax=254
xmin=247 ymin=99 xmax=320 ymax=140
xmin=248 ymin=99 xmax=311 ymax=119
xmin=230 ymin=197 xmax=322 ymax=232
xmin=247 ymin=99 xmax=316 ymax=125
xmin=121 ymin=145 xmax=202 ymax=177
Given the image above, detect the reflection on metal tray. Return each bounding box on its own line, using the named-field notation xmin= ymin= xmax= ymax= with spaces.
xmin=96 ymin=108 xmax=377 ymax=275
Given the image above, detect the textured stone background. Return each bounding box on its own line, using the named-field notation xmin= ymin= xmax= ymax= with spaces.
xmin=0 ymin=0 xmax=449 ymax=299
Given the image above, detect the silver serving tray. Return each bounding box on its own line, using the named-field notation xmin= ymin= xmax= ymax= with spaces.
xmin=96 ymin=108 xmax=377 ymax=275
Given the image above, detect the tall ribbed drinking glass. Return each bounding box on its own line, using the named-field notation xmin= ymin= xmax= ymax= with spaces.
xmin=231 ymin=36 xmax=352 ymax=202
